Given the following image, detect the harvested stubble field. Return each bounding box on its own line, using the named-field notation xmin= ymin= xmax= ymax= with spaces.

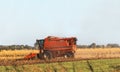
xmin=75 ymin=48 xmax=120 ymax=59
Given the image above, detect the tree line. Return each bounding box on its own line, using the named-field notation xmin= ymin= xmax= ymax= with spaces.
xmin=0 ymin=45 xmax=34 ymax=50
xmin=77 ymin=43 xmax=120 ymax=48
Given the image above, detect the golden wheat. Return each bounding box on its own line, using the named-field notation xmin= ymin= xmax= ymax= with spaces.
xmin=0 ymin=49 xmax=38 ymax=60
xmin=0 ymin=48 xmax=120 ymax=60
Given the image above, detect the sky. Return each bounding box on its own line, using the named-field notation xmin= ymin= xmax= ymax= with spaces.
xmin=0 ymin=0 xmax=120 ymax=46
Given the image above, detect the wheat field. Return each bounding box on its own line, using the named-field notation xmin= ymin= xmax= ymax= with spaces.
xmin=0 ymin=48 xmax=120 ymax=60
xmin=0 ymin=49 xmax=39 ymax=60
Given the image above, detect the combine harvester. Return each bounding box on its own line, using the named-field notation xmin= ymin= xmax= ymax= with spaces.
xmin=24 ymin=36 xmax=77 ymax=60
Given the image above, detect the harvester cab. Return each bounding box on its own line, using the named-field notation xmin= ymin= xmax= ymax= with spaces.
xmin=36 ymin=39 xmax=44 ymax=53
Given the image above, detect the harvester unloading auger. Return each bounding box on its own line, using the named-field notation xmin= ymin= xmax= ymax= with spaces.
xmin=24 ymin=36 xmax=77 ymax=60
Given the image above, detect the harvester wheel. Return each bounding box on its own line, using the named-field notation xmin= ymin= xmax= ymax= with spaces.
xmin=64 ymin=52 xmax=74 ymax=58
xmin=43 ymin=51 xmax=52 ymax=60
xmin=69 ymin=52 xmax=75 ymax=58
xmin=64 ymin=53 xmax=71 ymax=58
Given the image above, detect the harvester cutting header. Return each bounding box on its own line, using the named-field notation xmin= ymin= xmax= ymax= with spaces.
xmin=24 ymin=36 xmax=77 ymax=60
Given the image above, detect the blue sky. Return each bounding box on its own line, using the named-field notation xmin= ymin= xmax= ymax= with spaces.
xmin=0 ymin=0 xmax=120 ymax=46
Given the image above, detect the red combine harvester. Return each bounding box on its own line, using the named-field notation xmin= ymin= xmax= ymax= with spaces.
xmin=24 ymin=36 xmax=77 ymax=60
